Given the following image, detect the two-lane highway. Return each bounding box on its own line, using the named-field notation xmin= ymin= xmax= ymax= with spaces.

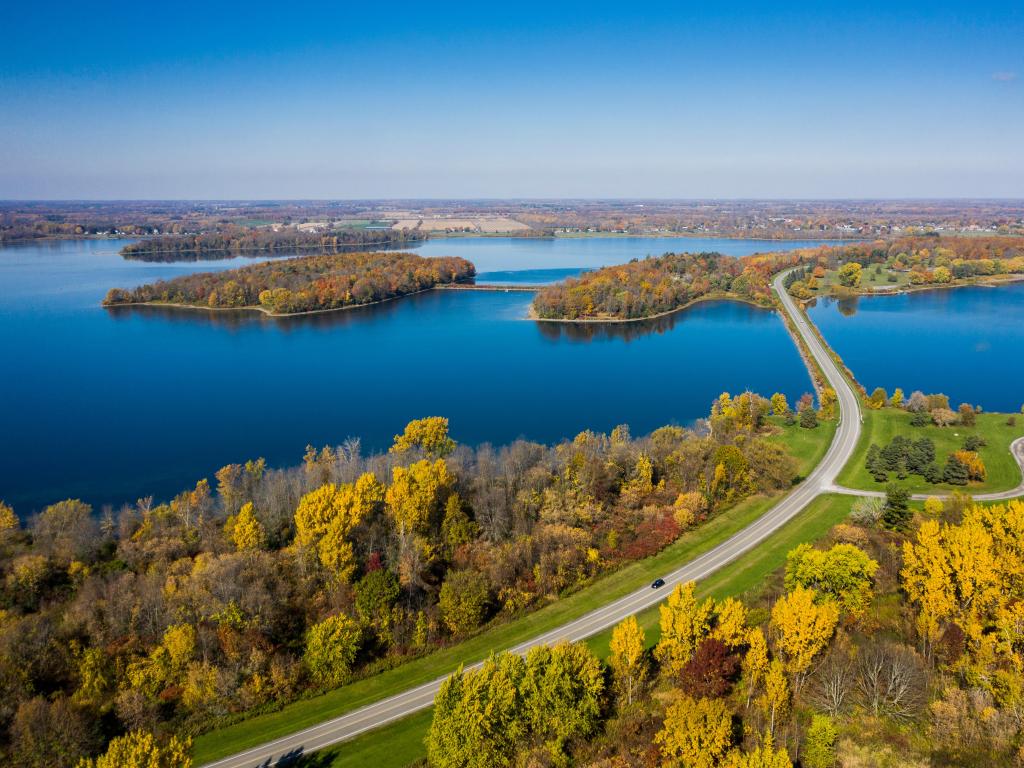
xmin=202 ymin=268 xmax=863 ymax=768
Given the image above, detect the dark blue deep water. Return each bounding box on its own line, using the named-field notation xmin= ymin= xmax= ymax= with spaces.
xmin=0 ymin=237 xmax=824 ymax=513
xmin=806 ymin=284 xmax=1024 ymax=412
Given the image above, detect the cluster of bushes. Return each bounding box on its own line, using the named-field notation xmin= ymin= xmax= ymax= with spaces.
xmin=0 ymin=399 xmax=809 ymax=764
xmin=102 ymin=251 xmax=475 ymax=314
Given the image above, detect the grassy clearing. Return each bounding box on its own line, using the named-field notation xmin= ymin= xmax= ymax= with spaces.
xmin=309 ymin=493 xmax=854 ymax=768
xmin=765 ymin=416 xmax=837 ymax=479
xmin=836 ymin=407 xmax=1024 ymax=494
xmin=193 ymin=421 xmax=834 ymax=764
xmin=809 ymin=266 xmax=912 ymax=294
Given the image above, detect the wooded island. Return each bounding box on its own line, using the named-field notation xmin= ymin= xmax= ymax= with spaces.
xmin=103 ymin=251 xmax=475 ymax=314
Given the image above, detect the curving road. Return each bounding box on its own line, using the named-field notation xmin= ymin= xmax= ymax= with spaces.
xmin=201 ymin=269 xmax=863 ymax=768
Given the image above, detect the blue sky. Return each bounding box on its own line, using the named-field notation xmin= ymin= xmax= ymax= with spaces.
xmin=1 ymin=1 xmax=1021 ymax=199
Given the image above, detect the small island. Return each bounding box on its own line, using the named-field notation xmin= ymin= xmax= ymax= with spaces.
xmin=119 ymin=226 xmax=417 ymax=261
xmin=530 ymin=250 xmax=805 ymax=321
xmin=103 ymin=251 xmax=476 ymax=315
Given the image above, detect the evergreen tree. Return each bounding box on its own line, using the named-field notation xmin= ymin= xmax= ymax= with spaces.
xmin=882 ymin=483 xmax=911 ymax=530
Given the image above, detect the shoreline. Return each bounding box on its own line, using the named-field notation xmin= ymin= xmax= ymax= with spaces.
xmin=798 ymin=272 xmax=1024 ymax=305
xmin=102 ymin=281 xmax=533 ymax=318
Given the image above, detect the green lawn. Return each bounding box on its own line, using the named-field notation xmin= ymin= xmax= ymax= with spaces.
xmin=765 ymin=416 xmax=838 ymax=479
xmin=193 ymin=421 xmax=834 ymax=764
xmin=836 ymin=407 xmax=1024 ymax=494
xmin=307 ymin=493 xmax=855 ymax=768
xmin=809 ymin=266 xmax=912 ymax=294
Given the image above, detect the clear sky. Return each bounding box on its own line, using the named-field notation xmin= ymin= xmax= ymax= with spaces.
xmin=1 ymin=0 xmax=1021 ymax=199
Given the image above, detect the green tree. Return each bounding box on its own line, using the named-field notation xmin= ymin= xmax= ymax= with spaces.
xmin=427 ymin=654 xmax=527 ymax=768
xmin=438 ymin=570 xmax=490 ymax=637
xmin=803 ymin=714 xmax=838 ymax=768
xmin=354 ymin=569 xmax=400 ymax=626
xmin=522 ymin=642 xmax=604 ymax=754
xmin=784 ymin=543 xmax=879 ymax=617
xmin=800 ymin=408 xmax=818 ymax=429
xmin=441 ymin=493 xmax=478 ymax=550
xmin=882 ymin=483 xmax=911 ymax=530
xmin=303 ymin=613 xmax=361 ymax=688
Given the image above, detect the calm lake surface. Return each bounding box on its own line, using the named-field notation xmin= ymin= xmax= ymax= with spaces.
xmin=0 ymin=236 xmax=831 ymax=513
xmin=807 ymin=284 xmax=1024 ymax=412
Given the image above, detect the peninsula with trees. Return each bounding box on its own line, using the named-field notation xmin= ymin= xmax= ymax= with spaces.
xmin=530 ymin=250 xmax=808 ymax=321
xmin=102 ymin=251 xmax=476 ymax=315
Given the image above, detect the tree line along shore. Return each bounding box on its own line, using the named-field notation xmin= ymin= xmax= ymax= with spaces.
xmin=102 ymin=251 xmax=475 ymax=315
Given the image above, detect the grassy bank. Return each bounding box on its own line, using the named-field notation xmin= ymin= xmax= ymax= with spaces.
xmin=836 ymin=407 xmax=1024 ymax=494
xmin=308 ymin=493 xmax=855 ymax=768
xmin=192 ymin=421 xmax=834 ymax=764
xmin=765 ymin=415 xmax=837 ymax=479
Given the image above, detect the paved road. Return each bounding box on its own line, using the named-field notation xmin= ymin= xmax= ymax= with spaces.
xmin=827 ymin=436 xmax=1024 ymax=502
xmin=201 ymin=269 xmax=863 ymax=768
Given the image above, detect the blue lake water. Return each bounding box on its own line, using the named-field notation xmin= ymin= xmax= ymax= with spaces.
xmin=0 ymin=237 xmax=828 ymax=513
xmin=806 ymin=284 xmax=1024 ymax=412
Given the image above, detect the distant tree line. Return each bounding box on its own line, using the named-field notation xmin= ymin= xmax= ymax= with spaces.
xmin=532 ymin=250 xmax=810 ymax=321
xmin=102 ymin=251 xmax=475 ymax=314
xmin=119 ymin=226 xmax=417 ymax=260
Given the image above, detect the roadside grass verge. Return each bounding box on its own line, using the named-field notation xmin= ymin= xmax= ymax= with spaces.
xmin=194 ymin=418 xmax=832 ymax=764
xmin=836 ymin=408 xmax=1024 ymax=495
xmin=307 ymin=493 xmax=854 ymax=768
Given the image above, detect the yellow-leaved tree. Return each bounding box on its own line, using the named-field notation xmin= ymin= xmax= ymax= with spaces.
xmin=76 ymin=730 xmax=192 ymax=768
xmin=225 ymin=501 xmax=266 ymax=551
xmin=724 ymin=734 xmax=793 ymax=768
xmin=712 ymin=597 xmax=750 ymax=649
xmin=770 ymin=585 xmax=838 ymax=693
xmin=386 ymin=459 xmax=454 ymax=536
xmin=609 ymin=615 xmax=647 ymax=705
xmin=390 ymin=416 xmax=456 ymax=457
xmin=655 ymin=694 xmax=733 ymax=768
xmin=294 ymin=473 xmax=384 ymax=580
xmin=655 ymin=581 xmax=714 ymax=674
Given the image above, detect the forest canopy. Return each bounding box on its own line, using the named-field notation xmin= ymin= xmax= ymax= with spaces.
xmin=102 ymin=251 xmax=476 ymax=314
xmin=530 ymin=250 xmax=809 ymax=321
